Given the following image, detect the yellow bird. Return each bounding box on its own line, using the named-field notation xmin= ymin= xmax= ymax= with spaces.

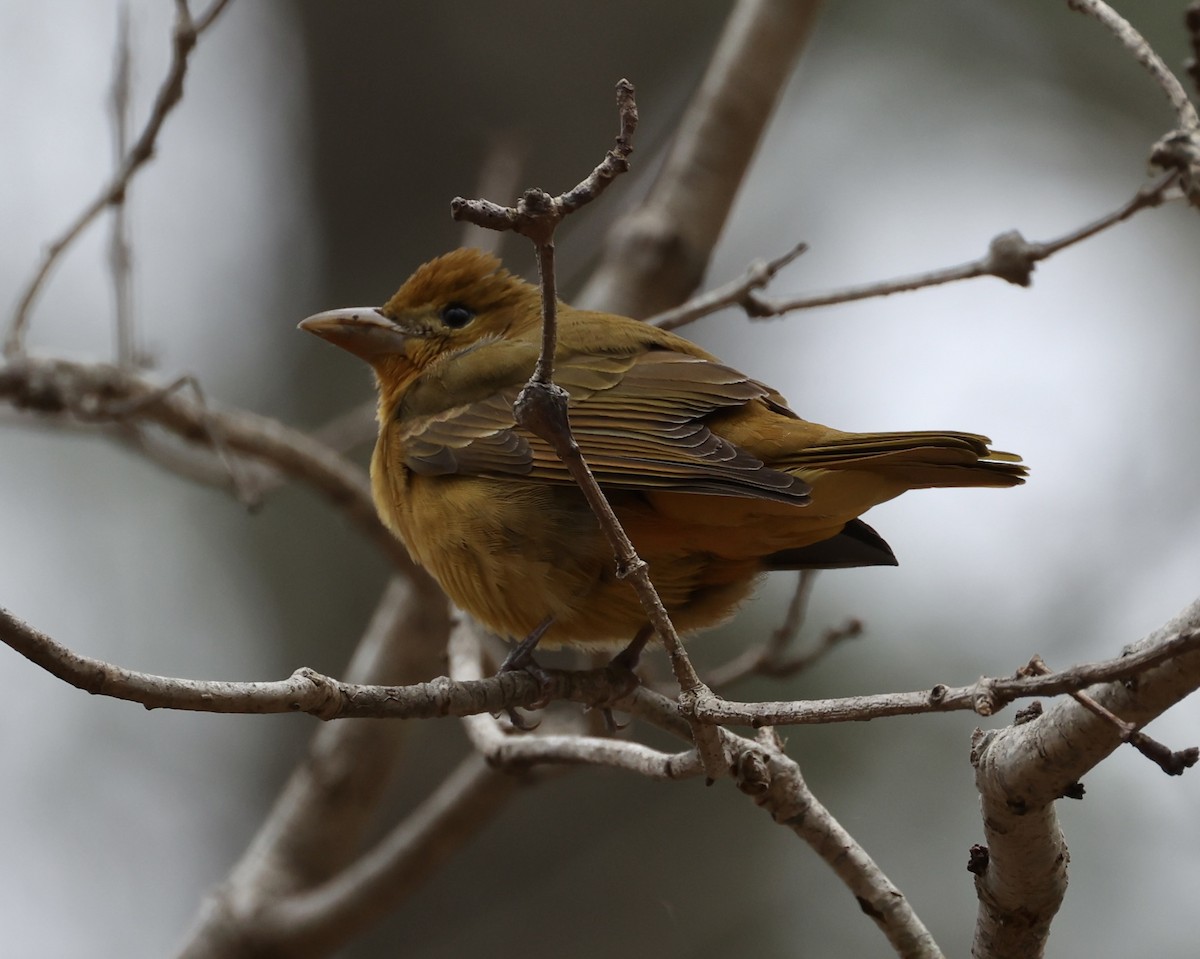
xmin=301 ymin=248 xmax=1024 ymax=654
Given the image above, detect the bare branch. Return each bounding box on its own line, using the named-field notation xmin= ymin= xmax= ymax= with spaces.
xmin=178 ymin=577 xmax=453 ymax=958
xmin=577 ymin=0 xmax=823 ymax=318
xmin=970 ymin=599 xmax=1200 ymax=959
xmin=448 ymin=616 xmax=702 ymax=779
xmin=109 ymin=4 xmax=136 ymax=367
xmin=650 ymin=242 xmax=807 ymax=331
xmin=1024 ymin=656 xmax=1199 ymax=776
xmin=742 ymin=174 xmax=1178 ymax=317
xmin=240 ymin=754 xmax=520 ymax=959
xmin=449 ymin=81 xmax=728 ymax=779
xmin=450 ymin=78 xmax=637 ymax=241
xmin=0 ymin=355 xmax=411 ymax=567
xmin=10 ymin=593 xmax=1198 ymax=730
xmin=5 ymin=0 xmax=234 ymax=357
xmin=731 ymin=727 xmax=944 ymax=958
xmin=1066 ymin=1 xmax=1200 ymax=206
xmin=615 ymin=689 xmax=943 ymax=957
xmin=0 ymin=603 xmax=602 ymax=720
xmin=693 ymin=628 xmax=1200 ymax=726
xmin=457 ymin=133 xmax=527 ymax=255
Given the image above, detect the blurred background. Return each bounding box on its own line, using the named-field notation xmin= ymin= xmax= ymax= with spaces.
xmin=2 ymin=1 xmax=1198 ymax=956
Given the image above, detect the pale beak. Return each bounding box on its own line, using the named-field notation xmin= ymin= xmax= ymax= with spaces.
xmin=298 ymin=307 xmax=409 ymax=361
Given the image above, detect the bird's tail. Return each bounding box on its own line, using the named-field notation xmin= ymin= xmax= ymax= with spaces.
xmin=778 ymin=430 xmax=1027 ymax=489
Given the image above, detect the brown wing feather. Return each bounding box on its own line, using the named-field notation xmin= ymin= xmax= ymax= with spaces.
xmin=397 ymin=345 xmax=811 ymax=504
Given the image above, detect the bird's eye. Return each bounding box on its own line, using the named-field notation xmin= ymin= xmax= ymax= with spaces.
xmin=439 ymin=303 xmax=475 ymax=329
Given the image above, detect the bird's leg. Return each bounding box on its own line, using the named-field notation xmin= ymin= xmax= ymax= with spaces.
xmin=593 ymin=624 xmax=653 ymax=730
xmin=497 ymin=616 xmax=556 ymax=728
xmin=498 ymin=615 xmax=555 ymax=674
xmin=609 ymin=623 xmax=653 ymax=674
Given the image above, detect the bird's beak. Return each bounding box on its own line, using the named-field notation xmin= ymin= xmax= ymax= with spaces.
xmin=298 ymin=307 xmax=409 ymax=361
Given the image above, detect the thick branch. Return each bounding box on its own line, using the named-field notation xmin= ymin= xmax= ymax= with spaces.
xmin=237 ymin=754 xmax=519 ymax=959
xmin=177 ymin=577 xmax=453 ymax=957
xmin=7 ymin=599 xmax=1198 ymax=726
xmin=970 ymin=598 xmax=1200 ymax=959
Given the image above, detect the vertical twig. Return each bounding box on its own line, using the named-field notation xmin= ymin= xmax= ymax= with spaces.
xmin=109 ymin=4 xmax=137 ymax=367
xmin=5 ymin=0 xmax=234 ymax=357
xmin=452 ymin=81 xmax=729 ymax=779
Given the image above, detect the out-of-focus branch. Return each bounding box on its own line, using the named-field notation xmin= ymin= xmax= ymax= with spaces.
xmin=970 ymin=598 xmax=1200 ymax=959
xmin=577 ymin=0 xmax=822 ymax=318
xmin=1067 ymin=1 xmax=1200 ymax=205
xmin=109 ymin=5 xmax=136 ymax=367
xmin=178 ymin=576 xmax=453 ymax=958
xmin=248 ymin=753 xmax=519 ymax=959
xmin=1067 ymin=0 xmax=1199 ymax=130
xmin=0 ymin=355 xmax=411 ymax=567
xmin=5 ymin=0 xmax=234 ymax=357
xmin=707 ymin=574 xmax=863 ymax=690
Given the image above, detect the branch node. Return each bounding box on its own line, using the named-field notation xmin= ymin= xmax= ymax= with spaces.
xmin=293 ymin=666 xmax=345 ymax=721
xmin=1149 ymin=128 xmax=1200 ymax=208
xmin=972 ymin=678 xmax=1000 ymax=716
xmin=984 ymin=230 xmax=1041 ymax=287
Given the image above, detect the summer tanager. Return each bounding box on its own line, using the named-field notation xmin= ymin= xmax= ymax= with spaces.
xmin=301 ymin=248 xmax=1024 ymax=651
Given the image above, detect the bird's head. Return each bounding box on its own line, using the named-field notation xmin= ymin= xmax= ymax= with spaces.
xmin=299 ymin=248 xmax=542 ymax=405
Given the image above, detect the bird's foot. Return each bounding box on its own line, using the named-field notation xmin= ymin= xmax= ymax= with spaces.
xmin=497 ymin=617 xmax=555 ymax=729
xmin=591 ymin=625 xmax=653 ymax=731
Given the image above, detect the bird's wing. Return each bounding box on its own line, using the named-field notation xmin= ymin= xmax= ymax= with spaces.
xmin=395 ymin=346 xmax=811 ymax=505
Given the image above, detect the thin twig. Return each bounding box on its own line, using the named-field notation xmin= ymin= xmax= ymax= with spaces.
xmin=5 ymin=0 xmax=234 ymax=357
xmin=0 ymin=355 xmax=411 ymax=567
xmin=1024 ymin=655 xmax=1199 ymax=776
xmin=693 ymin=630 xmax=1200 ymax=726
xmin=743 ymin=174 xmax=1178 ymax=317
xmin=650 ymin=242 xmax=807 ymax=331
xmin=451 ymin=80 xmax=728 ymax=780
xmin=577 ymin=0 xmax=823 ymax=318
xmin=109 ymin=4 xmax=136 ymax=367
xmin=458 ymin=133 xmax=527 ymax=255
xmin=707 ymin=571 xmax=819 ymax=688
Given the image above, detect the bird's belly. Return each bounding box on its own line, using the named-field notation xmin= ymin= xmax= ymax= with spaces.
xmin=380 ymin=473 xmax=768 ymax=649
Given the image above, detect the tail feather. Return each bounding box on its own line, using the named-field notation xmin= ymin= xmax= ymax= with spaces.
xmin=779 ymin=430 xmax=1027 ymax=489
xmin=766 ymin=519 xmax=898 ymax=570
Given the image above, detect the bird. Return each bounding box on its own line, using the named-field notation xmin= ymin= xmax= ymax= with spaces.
xmin=300 ymin=248 xmax=1025 ymax=657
